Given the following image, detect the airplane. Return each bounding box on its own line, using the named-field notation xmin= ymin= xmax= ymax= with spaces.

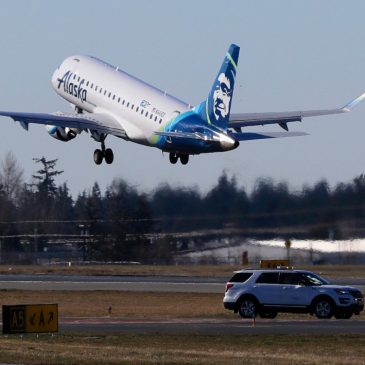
xmin=0 ymin=43 xmax=364 ymax=165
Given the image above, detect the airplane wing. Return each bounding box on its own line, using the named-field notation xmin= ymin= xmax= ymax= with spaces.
xmin=229 ymin=93 xmax=365 ymax=130
xmin=0 ymin=111 xmax=128 ymax=138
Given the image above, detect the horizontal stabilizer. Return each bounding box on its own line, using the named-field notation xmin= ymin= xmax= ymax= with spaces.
xmin=230 ymin=131 xmax=309 ymax=141
xmin=155 ymin=130 xmax=215 ymax=141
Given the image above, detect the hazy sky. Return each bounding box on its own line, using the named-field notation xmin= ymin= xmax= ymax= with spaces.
xmin=0 ymin=0 xmax=365 ymax=196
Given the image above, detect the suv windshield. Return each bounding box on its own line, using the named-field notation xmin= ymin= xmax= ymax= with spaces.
xmin=299 ymin=272 xmax=329 ymax=286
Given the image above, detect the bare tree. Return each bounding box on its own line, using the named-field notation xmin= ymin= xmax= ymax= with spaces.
xmin=0 ymin=151 xmax=24 ymax=201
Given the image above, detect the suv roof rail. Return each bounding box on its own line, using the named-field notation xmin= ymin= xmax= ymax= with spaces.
xmin=236 ymin=266 xmax=295 ymax=272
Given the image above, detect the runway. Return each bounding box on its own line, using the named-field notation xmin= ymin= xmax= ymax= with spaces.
xmin=0 ymin=274 xmax=363 ymax=293
xmin=58 ymin=317 xmax=365 ymax=334
xmin=0 ymin=274 xmax=225 ymax=293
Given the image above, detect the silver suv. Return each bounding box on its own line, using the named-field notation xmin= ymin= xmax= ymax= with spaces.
xmin=223 ymin=269 xmax=364 ymax=319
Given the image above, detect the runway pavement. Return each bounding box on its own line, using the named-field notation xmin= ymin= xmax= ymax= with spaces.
xmin=58 ymin=317 xmax=365 ymax=334
xmin=0 ymin=274 xmax=225 ymax=293
xmin=0 ymin=274 xmax=363 ymax=293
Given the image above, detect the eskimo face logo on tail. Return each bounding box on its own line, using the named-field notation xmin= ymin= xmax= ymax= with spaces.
xmin=213 ymin=73 xmax=231 ymax=120
xmin=57 ymin=71 xmax=87 ymax=103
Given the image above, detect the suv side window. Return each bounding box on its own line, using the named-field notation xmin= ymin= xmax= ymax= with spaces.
xmin=229 ymin=273 xmax=253 ymax=283
xmin=256 ymin=272 xmax=279 ymax=284
xmin=279 ymin=273 xmax=301 ymax=285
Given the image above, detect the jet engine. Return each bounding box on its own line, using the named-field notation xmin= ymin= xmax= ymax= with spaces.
xmin=46 ymin=125 xmax=81 ymax=141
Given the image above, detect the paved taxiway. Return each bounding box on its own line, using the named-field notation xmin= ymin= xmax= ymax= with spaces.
xmin=2 ymin=317 xmax=364 ymax=335
xmin=59 ymin=317 xmax=365 ymax=334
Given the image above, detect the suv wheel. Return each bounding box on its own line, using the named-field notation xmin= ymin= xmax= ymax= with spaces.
xmin=313 ymin=298 xmax=334 ymax=319
xmin=259 ymin=311 xmax=277 ymax=319
xmin=334 ymin=312 xmax=353 ymax=319
xmin=238 ymin=297 xmax=258 ymax=318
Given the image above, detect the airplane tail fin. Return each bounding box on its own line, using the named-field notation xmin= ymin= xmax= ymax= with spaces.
xmin=195 ymin=44 xmax=240 ymax=130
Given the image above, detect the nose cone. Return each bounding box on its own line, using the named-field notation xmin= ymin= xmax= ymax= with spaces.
xmin=219 ymin=133 xmax=239 ymax=151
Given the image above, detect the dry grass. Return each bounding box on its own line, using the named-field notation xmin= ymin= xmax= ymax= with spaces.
xmin=0 ymin=290 xmax=228 ymax=319
xmin=0 ymin=333 xmax=365 ymax=364
xmin=1 ymin=263 xmax=365 ymax=280
xmin=0 ymin=289 xmax=364 ymax=320
xmin=0 ymin=264 xmax=236 ymax=277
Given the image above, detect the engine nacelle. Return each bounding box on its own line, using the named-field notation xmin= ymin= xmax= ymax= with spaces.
xmin=46 ymin=125 xmax=80 ymax=141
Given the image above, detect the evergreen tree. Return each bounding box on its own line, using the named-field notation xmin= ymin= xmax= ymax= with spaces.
xmin=32 ymin=157 xmax=63 ymax=200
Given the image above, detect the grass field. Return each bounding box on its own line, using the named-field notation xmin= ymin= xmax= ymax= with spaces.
xmin=0 ymin=290 xmax=364 ymax=320
xmin=0 ymin=333 xmax=365 ymax=365
xmin=0 ymin=290 xmax=228 ymax=318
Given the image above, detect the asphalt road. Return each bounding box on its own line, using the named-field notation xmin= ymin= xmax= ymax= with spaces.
xmin=58 ymin=317 xmax=365 ymax=334
xmin=0 ymin=274 xmax=363 ymax=293
xmin=2 ymin=316 xmax=365 ymax=335
xmin=0 ymin=274 xmax=224 ymax=293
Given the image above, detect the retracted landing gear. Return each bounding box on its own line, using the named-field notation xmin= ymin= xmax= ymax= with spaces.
xmin=94 ymin=140 xmax=114 ymax=165
xmin=169 ymin=152 xmax=189 ymax=165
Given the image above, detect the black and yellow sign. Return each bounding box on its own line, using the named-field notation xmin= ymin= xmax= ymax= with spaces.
xmin=3 ymin=304 xmax=58 ymax=334
xmin=260 ymin=259 xmax=290 ymax=268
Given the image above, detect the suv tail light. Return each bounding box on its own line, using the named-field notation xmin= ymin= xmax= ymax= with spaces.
xmin=225 ymin=283 xmax=234 ymax=292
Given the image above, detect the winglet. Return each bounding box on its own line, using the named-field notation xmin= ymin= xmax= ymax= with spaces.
xmin=342 ymin=92 xmax=365 ymax=112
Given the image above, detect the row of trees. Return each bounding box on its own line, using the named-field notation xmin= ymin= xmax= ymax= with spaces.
xmin=1 ymin=152 xmax=365 ymax=262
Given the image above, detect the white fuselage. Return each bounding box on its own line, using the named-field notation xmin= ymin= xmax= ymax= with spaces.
xmin=51 ymin=55 xmax=190 ymax=146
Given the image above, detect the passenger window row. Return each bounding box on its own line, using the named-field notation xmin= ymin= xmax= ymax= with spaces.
xmin=73 ymin=74 xmax=163 ymax=124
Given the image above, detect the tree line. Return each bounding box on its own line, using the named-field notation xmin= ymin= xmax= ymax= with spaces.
xmin=0 ymin=152 xmax=365 ymax=263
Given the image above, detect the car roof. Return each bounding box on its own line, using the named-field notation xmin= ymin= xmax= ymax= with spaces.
xmin=233 ymin=269 xmax=310 ymax=274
